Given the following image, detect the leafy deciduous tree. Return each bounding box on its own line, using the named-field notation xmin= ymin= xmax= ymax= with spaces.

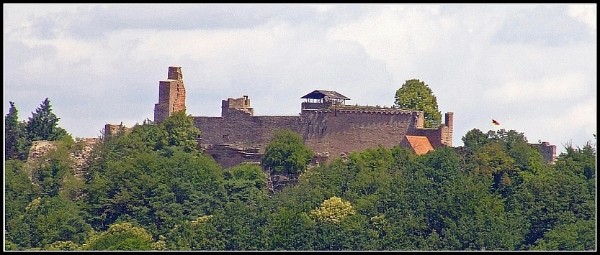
xmin=310 ymin=196 xmax=356 ymax=224
xmin=462 ymin=128 xmax=489 ymax=152
xmin=394 ymin=79 xmax=442 ymax=128
xmin=83 ymin=222 xmax=154 ymax=251
xmin=160 ymin=110 xmax=200 ymax=152
xmin=262 ymin=129 xmax=314 ymax=174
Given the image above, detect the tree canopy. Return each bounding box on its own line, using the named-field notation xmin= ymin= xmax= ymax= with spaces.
xmin=262 ymin=129 xmax=314 ymax=174
xmin=5 ymin=102 xmax=30 ymax=160
xmin=394 ymin=79 xmax=442 ymax=128
xmin=26 ymin=98 xmax=68 ymax=141
xmin=4 ymin=95 xmax=595 ymax=251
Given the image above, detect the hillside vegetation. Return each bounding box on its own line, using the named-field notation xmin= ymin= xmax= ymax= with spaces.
xmin=4 ymin=104 xmax=596 ymax=251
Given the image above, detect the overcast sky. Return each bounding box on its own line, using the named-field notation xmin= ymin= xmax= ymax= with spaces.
xmin=3 ymin=4 xmax=597 ymax=151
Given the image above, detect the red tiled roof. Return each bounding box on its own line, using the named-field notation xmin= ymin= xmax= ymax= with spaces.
xmin=405 ymin=136 xmax=434 ymax=155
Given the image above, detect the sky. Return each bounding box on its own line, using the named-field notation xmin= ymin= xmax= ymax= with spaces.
xmin=3 ymin=4 xmax=597 ymax=152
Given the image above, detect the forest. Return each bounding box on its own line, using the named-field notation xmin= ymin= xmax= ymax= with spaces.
xmin=4 ymin=98 xmax=597 ymax=251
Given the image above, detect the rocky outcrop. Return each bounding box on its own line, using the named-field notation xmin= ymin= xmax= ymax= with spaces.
xmin=25 ymin=138 xmax=99 ymax=180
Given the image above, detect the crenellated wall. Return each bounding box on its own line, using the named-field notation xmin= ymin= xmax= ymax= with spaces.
xmin=300 ymin=109 xmax=418 ymax=158
xmin=194 ymin=102 xmax=454 ymax=166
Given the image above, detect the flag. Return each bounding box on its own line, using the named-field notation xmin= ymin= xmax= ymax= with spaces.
xmin=492 ymin=119 xmax=500 ymax=125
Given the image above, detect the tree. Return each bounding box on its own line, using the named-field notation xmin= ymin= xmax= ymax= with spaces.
xmin=5 ymin=101 xmax=30 ymax=160
xmin=532 ymin=220 xmax=596 ymax=251
xmin=265 ymin=209 xmax=316 ymax=250
xmin=160 ymin=110 xmax=200 ymax=152
xmin=8 ymin=196 xmax=92 ymax=249
xmin=310 ymin=196 xmax=356 ymax=224
xmin=462 ymin=128 xmax=489 ymax=151
xmin=83 ymin=222 xmax=154 ymax=251
xmin=394 ymin=79 xmax=442 ymax=128
xmin=29 ymin=143 xmax=73 ymax=197
xmin=223 ymin=163 xmax=268 ymax=204
xmin=26 ymin=98 xmax=68 ymax=141
xmin=44 ymin=241 xmax=81 ymax=251
xmin=5 ymin=160 xmax=38 ymax=233
xmin=262 ymin=129 xmax=314 ymax=174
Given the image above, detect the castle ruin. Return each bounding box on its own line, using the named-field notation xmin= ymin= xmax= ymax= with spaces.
xmin=101 ymin=66 xmax=558 ymax=168
xmin=154 ymin=66 xmax=187 ymax=123
xmin=151 ymin=67 xmax=454 ymax=168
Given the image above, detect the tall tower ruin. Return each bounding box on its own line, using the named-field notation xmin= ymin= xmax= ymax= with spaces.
xmin=441 ymin=112 xmax=454 ymax=147
xmin=154 ymin=66 xmax=186 ymax=123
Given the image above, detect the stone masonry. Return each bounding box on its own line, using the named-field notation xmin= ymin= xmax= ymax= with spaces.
xmin=154 ymin=66 xmax=186 ymax=123
xmin=88 ymin=65 xmax=562 ymax=172
xmin=194 ymin=101 xmax=454 ymax=168
xmin=151 ymin=67 xmax=454 ymax=168
xmin=146 ymin=66 xmax=563 ymax=169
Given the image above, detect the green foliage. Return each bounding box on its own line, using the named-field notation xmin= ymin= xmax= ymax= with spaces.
xmin=166 ymin=215 xmax=225 ymax=250
xmin=5 ymin=103 xmax=594 ymax=252
xmin=168 ymin=201 xmax=269 ymax=250
xmin=26 ymin=98 xmax=68 ymax=141
xmin=29 ymin=144 xmax=73 ymax=197
xmin=44 ymin=240 xmax=81 ymax=251
xmin=473 ymin=143 xmax=516 ymax=193
xmin=5 ymin=101 xmax=31 ymax=160
xmin=462 ymin=128 xmax=489 ymax=151
xmin=508 ymin=166 xmax=595 ymax=248
xmin=7 ymin=196 xmax=92 ymax=249
xmin=555 ymin=142 xmax=596 ymax=180
xmin=394 ymin=79 xmax=442 ymax=128
xmin=160 ymin=110 xmax=201 ymax=152
xmin=5 ymin=240 xmax=19 ymax=251
xmin=533 ymin=220 xmax=596 ymax=251
xmin=312 ymin=213 xmax=371 ymax=250
xmin=223 ymin=163 xmax=268 ymax=204
xmin=83 ymin=116 xmax=225 ymax=238
xmin=262 ymin=129 xmax=314 ymax=174
xmin=211 ymin=201 xmax=270 ymax=250
xmin=265 ymin=209 xmax=316 ymax=250
xmin=310 ymin=196 xmax=356 ymax=224
xmin=4 ymin=160 xmax=38 ymax=234
xmin=84 ymin=148 xmax=225 ymax=236
xmin=83 ymin=222 xmax=154 ymax=251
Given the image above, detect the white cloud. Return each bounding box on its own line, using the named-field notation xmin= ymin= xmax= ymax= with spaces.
xmin=507 ymin=97 xmax=596 ymax=151
xmin=484 ymin=73 xmax=587 ymax=103
xmin=568 ymin=4 xmax=597 ymax=35
xmin=3 ymin=4 xmax=596 ymax=151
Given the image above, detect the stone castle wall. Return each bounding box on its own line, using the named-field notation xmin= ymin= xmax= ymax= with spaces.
xmin=194 ymin=106 xmax=453 ymax=166
xmin=194 ymin=113 xmax=303 ymax=148
xmin=300 ymin=110 xmax=418 ymax=158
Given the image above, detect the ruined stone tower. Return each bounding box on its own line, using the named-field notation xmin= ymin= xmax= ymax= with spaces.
xmin=221 ymin=95 xmax=254 ymax=117
xmin=154 ymin=66 xmax=186 ymax=123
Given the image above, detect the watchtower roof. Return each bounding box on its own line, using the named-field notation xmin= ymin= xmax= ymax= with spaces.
xmin=301 ymin=90 xmax=350 ymax=100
